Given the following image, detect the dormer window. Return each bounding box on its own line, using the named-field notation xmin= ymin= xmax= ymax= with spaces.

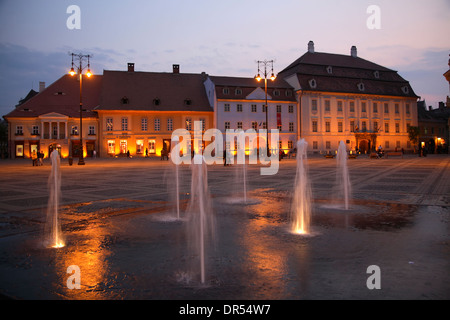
xmin=222 ymin=88 xmax=229 ymax=95
xmin=273 ymin=90 xmax=280 ymax=96
xmin=184 ymin=99 xmax=192 ymax=106
xmin=357 ymin=82 xmax=365 ymax=92
xmin=309 ymin=79 xmax=317 ymax=89
xmin=153 ymin=98 xmax=161 ymax=106
xmin=401 ymin=86 xmax=409 ymax=94
xmin=326 ymin=66 xmax=333 ymax=74
xmin=235 ymin=88 xmax=242 ymax=95
xmin=121 ymin=96 xmax=129 ymax=104
xmin=374 ymin=71 xmax=380 ymax=79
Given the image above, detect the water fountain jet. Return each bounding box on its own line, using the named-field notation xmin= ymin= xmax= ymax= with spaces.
xmin=336 ymin=141 xmax=352 ymax=210
xmin=44 ymin=150 xmax=65 ymax=248
xmin=290 ymin=139 xmax=312 ymax=235
xmin=186 ymin=154 xmax=215 ymax=284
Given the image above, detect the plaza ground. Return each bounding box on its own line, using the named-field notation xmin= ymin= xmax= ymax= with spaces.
xmin=0 ymin=154 xmax=448 ymax=300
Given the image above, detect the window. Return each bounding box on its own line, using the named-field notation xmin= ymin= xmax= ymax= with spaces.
xmin=350 ymin=120 xmax=355 ymax=132
xmin=396 ymin=141 xmax=401 ymax=148
xmin=384 ymin=103 xmax=389 ymax=114
xmin=167 ymin=118 xmax=173 ymax=131
xmin=374 ymin=71 xmax=380 ymax=78
xmin=311 ymin=99 xmax=318 ymax=111
xmin=251 ymin=104 xmax=257 ymax=113
xmin=16 ymin=125 xmax=23 ymax=135
xmin=309 ymin=79 xmax=317 ymax=89
xmin=350 ymin=101 xmax=355 ymax=113
xmin=237 ymin=122 xmax=242 ymax=130
xmin=106 ymin=118 xmax=113 ymax=131
xmin=107 ymin=140 xmax=115 ymax=154
xmin=154 ymin=118 xmax=160 ymax=131
xmin=279 ymin=140 xmax=283 ymax=150
xmin=141 ymin=118 xmax=148 ymax=131
xmin=312 ymin=120 xmax=318 ymax=132
xmin=373 ymin=103 xmax=378 ymax=113
xmin=200 ymin=118 xmax=206 ymax=131
xmin=237 ymin=104 xmax=243 ymax=112
xmin=121 ymin=117 xmax=128 ymax=131
xmin=326 ymin=141 xmax=331 ymax=149
xmin=357 ymin=82 xmax=365 ymax=91
xmin=288 ymin=141 xmax=293 ymax=149
xmin=136 ymin=140 xmax=144 ymax=154
xmin=385 ymin=123 xmax=390 ymax=133
xmin=262 ymin=105 xmax=267 ymax=113
xmin=395 ymin=104 xmax=399 ymax=114
xmin=32 ymin=126 xmax=39 ymax=135
xmin=395 ymin=123 xmax=400 ymax=133
xmin=337 ymin=101 xmax=343 ymax=112
xmin=184 ymin=99 xmax=192 ymax=106
xmin=325 ymin=121 xmax=331 ymax=132
xmin=224 ymin=104 xmax=230 ymax=112
xmin=286 ymin=90 xmax=292 ymax=97
xmin=326 ymin=66 xmax=333 ymax=74
xmin=148 ymin=140 xmax=156 ymax=154
xmin=252 ymin=122 xmax=258 ymax=130
xmin=223 ymin=88 xmax=229 ymax=95
xmin=185 ymin=118 xmax=192 ymax=131
xmin=121 ymin=97 xmax=129 ymax=104
xmin=153 ymin=98 xmax=161 ymax=106
xmin=325 ymin=100 xmax=330 ymax=112
xmin=71 ymin=125 xmax=78 ymax=135
xmin=235 ymin=88 xmax=242 ymax=95
xmin=277 ymin=123 xmax=282 ymax=131
xmin=361 ymin=121 xmax=367 ymax=132
xmin=224 ymin=121 xmax=230 ymax=130
xmin=273 ymin=90 xmax=280 ymax=97
xmin=276 ymin=105 xmax=282 ymax=113
xmin=313 ymin=141 xmax=318 ymax=149
xmin=89 ymin=126 xmax=95 ymax=135
xmin=262 ymin=122 xmax=267 ymax=129
xmin=288 ymin=105 xmax=294 ymax=113
xmin=385 ymin=141 xmax=390 ymax=149
xmin=373 ymin=121 xmax=379 ymax=132
xmin=338 ymin=121 xmax=343 ymax=132
xmin=361 ymin=102 xmax=367 ymax=113
xmin=406 ymin=104 xmax=410 ymax=115
xmin=289 ymin=122 xmax=294 ymax=132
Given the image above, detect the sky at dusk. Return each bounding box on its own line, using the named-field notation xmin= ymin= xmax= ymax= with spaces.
xmin=0 ymin=0 xmax=449 ymax=118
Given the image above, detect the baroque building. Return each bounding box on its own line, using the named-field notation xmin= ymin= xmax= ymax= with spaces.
xmin=278 ymin=41 xmax=419 ymax=154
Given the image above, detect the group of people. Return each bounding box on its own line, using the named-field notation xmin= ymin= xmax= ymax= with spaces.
xmin=31 ymin=150 xmax=44 ymax=166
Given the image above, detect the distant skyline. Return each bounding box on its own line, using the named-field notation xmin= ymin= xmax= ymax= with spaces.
xmin=1 ymin=0 xmax=449 ymax=118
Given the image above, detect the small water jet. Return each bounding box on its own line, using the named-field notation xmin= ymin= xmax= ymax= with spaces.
xmin=44 ymin=150 xmax=65 ymax=248
xmin=336 ymin=141 xmax=352 ymax=210
xmin=290 ymin=139 xmax=312 ymax=234
xmin=186 ymin=154 xmax=215 ymax=284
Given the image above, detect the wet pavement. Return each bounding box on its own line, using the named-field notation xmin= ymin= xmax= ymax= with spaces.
xmin=0 ymin=154 xmax=449 ymax=300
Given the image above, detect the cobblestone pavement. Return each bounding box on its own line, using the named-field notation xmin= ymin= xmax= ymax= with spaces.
xmin=0 ymin=154 xmax=448 ymax=300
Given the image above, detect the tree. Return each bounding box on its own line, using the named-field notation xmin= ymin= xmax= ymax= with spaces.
xmin=408 ymin=126 xmax=420 ymax=153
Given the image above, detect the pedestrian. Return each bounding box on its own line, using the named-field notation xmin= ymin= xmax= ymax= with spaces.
xmin=127 ymin=150 xmax=130 ymax=158
xmin=223 ymin=149 xmax=227 ymax=166
xmin=145 ymin=148 xmax=148 ymax=158
xmin=37 ymin=150 xmax=43 ymax=166
xmin=31 ymin=150 xmax=37 ymax=166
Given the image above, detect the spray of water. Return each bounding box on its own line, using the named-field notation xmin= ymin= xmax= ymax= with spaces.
xmin=44 ymin=150 xmax=65 ymax=248
xmin=290 ymin=139 xmax=312 ymax=234
xmin=336 ymin=141 xmax=352 ymax=210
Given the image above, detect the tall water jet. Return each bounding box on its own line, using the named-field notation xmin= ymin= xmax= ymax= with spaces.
xmin=290 ymin=139 xmax=312 ymax=234
xmin=234 ymin=131 xmax=247 ymax=203
xmin=171 ymin=136 xmax=181 ymax=219
xmin=336 ymin=141 xmax=352 ymax=210
xmin=44 ymin=150 xmax=65 ymax=248
xmin=186 ymin=154 xmax=215 ymax=284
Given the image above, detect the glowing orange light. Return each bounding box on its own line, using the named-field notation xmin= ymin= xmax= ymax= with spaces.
xmin=255 ymin=74 xmax=262 ymax=82
xmin=270 ymin=73 xmax=276 ymax=81
xmin=86 ymin=69 xmax=92 ymax=77
xmin=69 ymin=67 xmax=76 ymax=76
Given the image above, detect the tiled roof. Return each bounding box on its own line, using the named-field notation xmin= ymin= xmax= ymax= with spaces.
xmin=97 ymin=70 xmax=213 ymax=112
xmin=209 ymin=75 xmax=296 ymax=101
xmin=4 ymin=74 xmax=102 ymax=118
xmin=279 ymin=51 xmax=419 ymax=98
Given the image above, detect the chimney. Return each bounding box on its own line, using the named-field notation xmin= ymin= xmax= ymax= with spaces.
xmin=308 ymin=41 xmax=315 ymax=53
xmin=128 ymin=63 xmax=135 ymax=72
xmin=351 ymin=46 xmax=357 ymax=58
xmin=39 ymin=81 xmax=45 ymax=93
xmin=173 ymin=64 xmax=180 ymax=74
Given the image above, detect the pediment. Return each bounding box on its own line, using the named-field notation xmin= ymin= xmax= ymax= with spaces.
xmin=246 ymin=87 xmax=272 ymax=100
xmin=39 ymin=112 xmax=69 ymax=119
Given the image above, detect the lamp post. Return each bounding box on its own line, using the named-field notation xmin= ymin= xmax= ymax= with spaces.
xmin=255 ymin=60 xmax=276 ymax=157
xmin=69 ymin=53 xmax=92 ymax=165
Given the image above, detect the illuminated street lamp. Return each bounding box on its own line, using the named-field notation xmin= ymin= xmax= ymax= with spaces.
xmin=69 ymin=53 xmax=92 ymax=165
xmin=255 ymin=60 xmax=276 ymax=156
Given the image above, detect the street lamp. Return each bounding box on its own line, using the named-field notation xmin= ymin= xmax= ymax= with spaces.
xmin=69 ymin=53 xmax=92 ymax=165
xmin=255 ymin=60 xmax=276 ymax=156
